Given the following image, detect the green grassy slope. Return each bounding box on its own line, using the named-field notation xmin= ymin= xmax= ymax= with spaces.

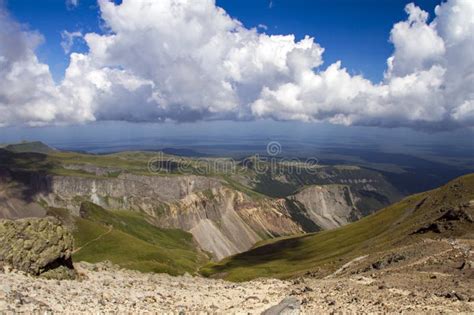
xmin=71 ymin=202 xmax=208 ymax=275
xmin=200 ymin=174 xmax=474 ymax=281
xmin=5 ymin=141 xmax=56 ymax=154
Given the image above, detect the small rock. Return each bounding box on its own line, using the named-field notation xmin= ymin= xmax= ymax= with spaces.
xmin=262 ymin=297 xmax=300 ymax=315
xmin=454 ymin=292 xmax=467 ymax=301
xmin=0 ymin=284 xmax=11 ymax=294
xmin=244 ymin=296 xmax=260 ymax=302
xmin=372 ymin=261 xmax=385 ymax=270
xmin=301 ymin=286 xmax=313 ymax=293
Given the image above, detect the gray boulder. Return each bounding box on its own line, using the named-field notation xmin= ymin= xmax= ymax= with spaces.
xmin=262 ymin=297 xmax=301 ymax=315
xmin=0 ymin=217 xmax=75 ymax=279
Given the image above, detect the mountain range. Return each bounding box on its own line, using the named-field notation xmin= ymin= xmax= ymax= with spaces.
xmin=0 ymin=142 xmax=473 ymax=312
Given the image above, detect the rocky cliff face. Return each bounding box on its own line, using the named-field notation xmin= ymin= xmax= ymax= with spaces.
xmin=153 ymin=187 xmax=303 ymax=260
xmin=288 ymin=185 xmax=360 ymax=230
xmin=34 ymin=173 xmax=222 ymax=215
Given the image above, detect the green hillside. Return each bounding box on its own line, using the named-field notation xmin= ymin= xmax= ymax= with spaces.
xmin=52 ymin=203 xmax=208 ymax=275
xmin=200 ymin=174 xmax=474 ymax=281
xmin=5 ymin=141 xmax=56 ymax=154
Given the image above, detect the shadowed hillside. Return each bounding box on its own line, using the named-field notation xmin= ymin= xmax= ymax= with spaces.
xmin=5 ymin=141 xmax=56 ymax=154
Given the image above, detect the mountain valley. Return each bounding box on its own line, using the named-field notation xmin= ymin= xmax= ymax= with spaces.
xmin=0 ymin=142 xmax=473 ymax=313
xmin=0 ymin=143 xmax=404 ymax=264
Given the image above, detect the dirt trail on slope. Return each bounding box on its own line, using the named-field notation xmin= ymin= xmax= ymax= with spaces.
xmin=72 ymin=226 xmax=113 ymax=254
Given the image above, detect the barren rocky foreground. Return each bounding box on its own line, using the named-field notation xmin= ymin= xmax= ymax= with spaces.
xmin=1 ymin=241 xmax=473 ymax=315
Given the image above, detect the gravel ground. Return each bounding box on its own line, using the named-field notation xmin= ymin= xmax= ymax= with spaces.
xmin=1 ymin=256 xmax=473 ymax=314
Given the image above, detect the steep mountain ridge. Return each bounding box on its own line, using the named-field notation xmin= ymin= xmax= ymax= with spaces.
xmin=201 ymin=174 xmax=474 ymax=281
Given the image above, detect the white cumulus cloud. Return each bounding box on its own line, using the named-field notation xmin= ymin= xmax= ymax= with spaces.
xmin=60 ymin=30 xmax=82 ymax=54
xmin=0 ymin=0 xmax=473 ymax=130
xmin=0 ymin=7 xmax=86 ymax=126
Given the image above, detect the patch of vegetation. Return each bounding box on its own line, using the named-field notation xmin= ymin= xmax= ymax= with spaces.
xmin=257 ymin=174 xmax=297 ymax=197
xmin=356 ymin=190 xmax=391 ymax=216
xmin=152 ymin=203 xmax=170 ymax=217
xmin=201 ymin=189 xmax=216 ymax=201
xmin=73 ymin=202 xmax=208 ymax=275
xmin=221 ymin=175 xmax=266 ymax=200
xmin=106 ymin=170 xmax=122 ymax=178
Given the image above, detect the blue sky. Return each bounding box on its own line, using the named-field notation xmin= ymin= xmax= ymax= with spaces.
xmin=6 ymin=0 xmax=441 ymax=82
xmin=1 ymin=0 xmax=473 ymax=145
